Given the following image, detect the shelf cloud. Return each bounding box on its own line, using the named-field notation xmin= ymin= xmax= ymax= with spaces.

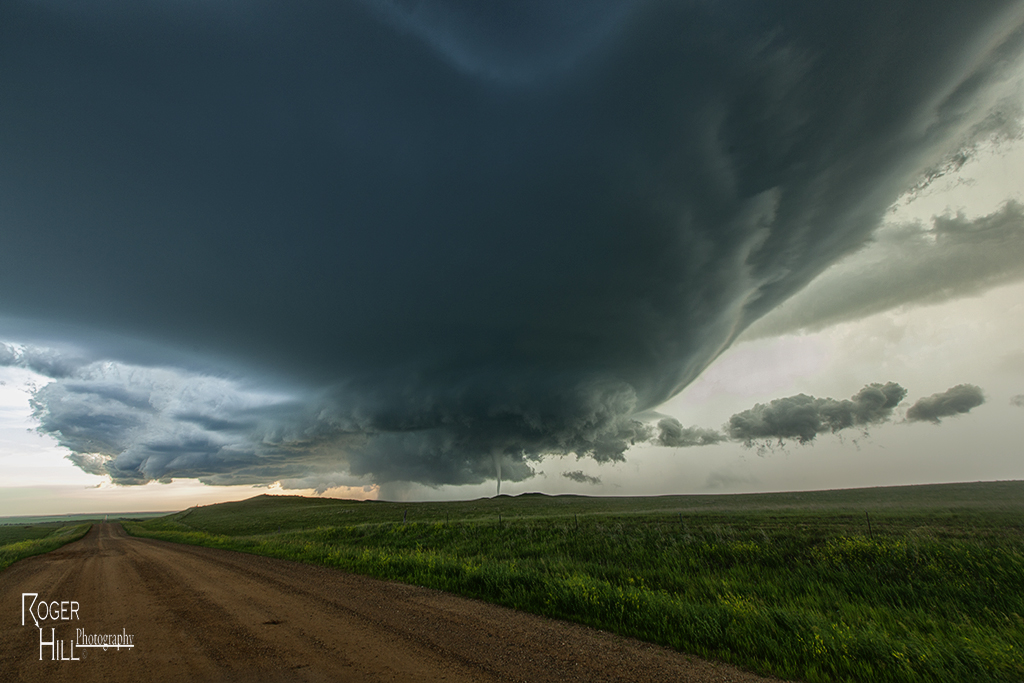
xmin=2 ymin=1 xmax=1023 ymax=489
xmin=6 ymin=347 xmax=987 ymax=486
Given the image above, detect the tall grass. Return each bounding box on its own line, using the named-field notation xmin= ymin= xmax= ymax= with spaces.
xmin=127 ymin=485 xmax=1024 ymax=683
xmin=0 ymin=523 xmax=92 ymax=571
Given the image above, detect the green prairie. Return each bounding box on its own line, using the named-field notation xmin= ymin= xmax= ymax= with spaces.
xmin=126 ymin=481 xmax=1024 ymax=682
xmin=0 ymin=522 xmax=93 ymax=571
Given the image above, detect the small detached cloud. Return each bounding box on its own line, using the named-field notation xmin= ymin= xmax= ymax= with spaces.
xmin=656 ymin=418 xmax=726 ymax=447
xmin=906 ymin=384 xmax=985 ymax=423
xmin=726 ymin=382 xmax=907 ymax=449
xmin=1011 ymin=394 xmax=1024 ymax=407
xmin=562 ymin=470 xmax=602 ymax=485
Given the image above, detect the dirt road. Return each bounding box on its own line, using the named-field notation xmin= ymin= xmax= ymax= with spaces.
xmin=1 ymin=524 xmax=779 ymax=682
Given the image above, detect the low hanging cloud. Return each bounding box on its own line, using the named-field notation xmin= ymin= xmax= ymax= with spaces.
xmin=14 ymin=349 xmax=651 ymax=487
xmin=12 ymin=342 xmax=990 ymax=486
xmin=656 ymin=419 xmax=726 ymax=448
xmin=562 ymin=470 xmax=602 ymax=486
xmin=906 ymin=384 xmax=986 ymax=423
xmin=725 ymin=382 xmax=908 ymax=448
xmin=2 ymin=2 xmax=1024 ymax=490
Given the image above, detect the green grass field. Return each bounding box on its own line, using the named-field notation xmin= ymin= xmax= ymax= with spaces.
xmin=126 ymin=481 xmax=1024 ymax=682
xmin=0 ymin=522 xmax=93 ymax=571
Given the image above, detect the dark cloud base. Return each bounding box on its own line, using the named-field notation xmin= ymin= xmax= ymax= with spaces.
xmin=2 ymin=1 xmax=1022 ymax=489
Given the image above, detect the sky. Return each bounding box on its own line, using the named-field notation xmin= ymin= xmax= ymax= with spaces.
xmin=2 ymin=0 xmax=1024 ymax=515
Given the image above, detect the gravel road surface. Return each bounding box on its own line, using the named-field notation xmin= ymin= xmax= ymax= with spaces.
xmin=1 ymin=523 xmax=781 ymax=682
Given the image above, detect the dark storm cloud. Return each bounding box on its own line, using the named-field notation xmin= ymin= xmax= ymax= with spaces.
xmin=3 ymin=1 xmax=1024 ymax=488
xmin=745 ymin=201 xmax=1024 ymax=338
xmin=655 ymin=418 xmax=725 ymax=448
xmin=726 ymin=382 xmax=907 ymax=448
xmin=906 ymin=384 xmax=986 ymax=423
xmin=562 ymin=470 xmax=602 ymax=486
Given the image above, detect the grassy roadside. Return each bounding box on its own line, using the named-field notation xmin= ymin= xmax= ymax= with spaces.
xmin=0 ymin=523 xmax=92 ymax=571
xmin=125 ymin=482 xmax=1024 ymax=682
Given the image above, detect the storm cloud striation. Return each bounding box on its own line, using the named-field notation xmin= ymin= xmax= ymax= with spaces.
xmin=2 ymin=1 xmax=1024 ymax=488
xmin=744 ymin=201 xmax=1024 ymax=339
